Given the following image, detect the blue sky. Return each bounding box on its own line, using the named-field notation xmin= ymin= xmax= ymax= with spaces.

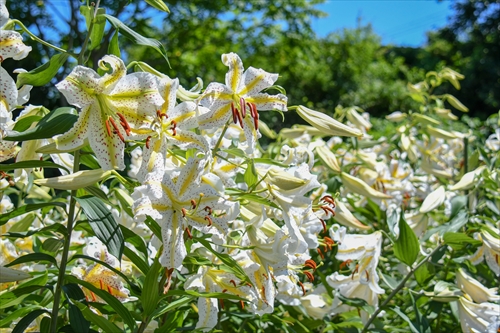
xmin=311 ymin=1 xmax=454 ymax=46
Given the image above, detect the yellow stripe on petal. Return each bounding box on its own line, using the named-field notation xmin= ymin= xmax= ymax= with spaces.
xmin=239 ymin=73 xmax=265 ymax=96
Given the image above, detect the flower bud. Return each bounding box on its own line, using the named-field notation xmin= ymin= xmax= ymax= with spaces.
xmin=449 ymin=165 xmax=487 ymax=191
xmin=0 ymin=266 xmax=31 ymax=282
xmin=419 ymin=185 xmax=446 ymax=213
xmin=427 ymin=125 xmax=458 ymax=140
xmin=315 ymin=145 xmax=341 ymax=173
xmin=386 ymin=111 xmax=407 ymax=122
xmin=35 ymin=169 xmax=112 ymax=190
xmin=267 ymin=167 xmax=307 ymax=191
xmin=334 ymin=200 xmax=370 ymax=230
xmin=296 ymin=106 xmax=363 ymax=137
xmin=340 ymin=172 xmax=392 ymax=199
xmin=445 ymin=94 xmax=469 ymax=112
xmin=346 ymin=107 xmax=371 ymax=131
xmin=456 ymin=268 xmax=500 ymax=304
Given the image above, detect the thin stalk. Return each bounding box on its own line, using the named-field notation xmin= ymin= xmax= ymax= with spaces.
xmin=361 ymin=244 xmax=444 ymax=333
xmin=212 ymin=120 xmax=230 ymax=157
xmin=11 ymin=19 xmax=73 ymax=56
xmin=49 ymin=2 xmax=99 ymax=330
xmin=49 ymin=150 xmax=81 ymax=333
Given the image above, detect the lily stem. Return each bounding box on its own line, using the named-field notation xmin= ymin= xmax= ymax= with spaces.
xmin=12 ymin=19 xmax=73 ymax=56
xmin=49 ymin=150 xmax=81 ymax=333
xmin=361 ymin=244 xmax=444 ymax=333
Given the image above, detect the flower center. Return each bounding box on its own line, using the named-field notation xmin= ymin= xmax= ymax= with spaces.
xmin=230 ymin=96 xmax=259 ymax=130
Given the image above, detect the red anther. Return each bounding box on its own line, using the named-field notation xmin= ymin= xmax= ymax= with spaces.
xmin=231 ymin=103 xmax=238 ymax=124
xmin=222 ymin=289 xmax=227 ymax=293
xmin=240 ymin=97 xmax=246 ymax=118
xmin=496 ymin=254 xmax=499 ymax=264
xmin=229 ymin=280 xmax=237 ymax=287
xmin=298 ymin=281 xmax=306 ymax=296
xmin=109 ymin=118 xmax=125 ymax=142
xmin=339 ymin=259 xmax=352 ymax=270
xmin=85 ymin=295 xmax=89 ymax=302
xmin=270 ymin=273 xmax=276 ymax=281
xmin=0 ymin=56 xmax=4 ymax=62
xmin=317 ymin=248 xmax=325 ymax=260
xmin=204 ymin=206 xmax=212 ymax=215
xmin=304 ymin=271 xmax=314 ymax=282
xmin=321 ymin=205 xmax=335 ymax=217
xmin=181 ymin=207 xmax=187 ymax=217
xmin=253 ymin=109 xmax=259 ymax=130
xmin=0 ymin=171 xmax=6 ymax=179
xmin=321 ymin=195 xmax=336 ymax=208
xmin=351 ymin=264 xmax=359 ymax=280
xmin=262 ymin=273 xmax=268 ymax=280
xmin=219 ymin=299 xmax=225 ymax=310
xmin=156 ymin=110 xmax=161 ymax=118
xmin=185 ymin=227 xmax=192 ymax=239
xmin=116 ymin=112 xmax=131 ymax=131
xmin=145 ymin=136 xmax=152 ymax=149
xmin=107 ymin=285 xmax=113 ymax=294
xmin=319 ymin=218 xmax=327 ymax=234
xmin=91 ymin=291 xmax=97 ymax=302
xmin=99 ymin=279 xmax=104 ymax=290
xmin=191 ymin=199 xmax=197 ymax=209
xmin=261 ymin=286 xmax=268 ymax=304
xmin=204 ymin=216 xmax=212 ymax=227
xmin=365 ymin=270 xmax=370 ymax=280
xmin=240 ymin=300 xmax=245 ymax=309
xmin=170 ymin=120 xmax=177 ymax=136
xmin=236 ymin=108 xmax=244 ymax=128
xmin=105 ymin=119 xmax=112 ymax=137
xmin=304 ymin=259 xmax=317 ymax=271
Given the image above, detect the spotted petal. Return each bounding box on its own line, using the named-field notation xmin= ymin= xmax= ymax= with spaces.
xmin=222 ymin=52 xmax=244 ymax=92
xmin=239 ymin=66 xmax=279 ymax=96
xmin=56 ymin=66 xmax=102 ymax=108
xmin=159 ymin=210 xmax=187 ymax=270
xmin=0 ymin=30 xmax=31 ymax=60
xmin=246 ymin=92 xmax=287 ymax=111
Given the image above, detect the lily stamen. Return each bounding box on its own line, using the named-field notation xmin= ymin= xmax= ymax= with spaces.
xmin=204 ymin=215 xmax=212 ymax=227
xmin=145 ymin=136 xmax=152 ymax=149
xmin=304 ymin=271 xmax=314 ymax=282
xmin=185 ymin=227 xmax=192 ymax=239
xmin=109 ymin=118 xmax=125 ymax=142
xmin=304 ymin=259 xmax=317 ymax=271
xmin=319 ymin=218 xmax=327 ymax=234
xmin=105 ymin=119 xmax=112 ymax=137
xmin=191 ymin=199 xmax=197 ymax=209
xmin=298 ymin=281 xmax=306 ymax=296
xmin=231 ymin=103 xmax=238 ymax=124
xmin=203 ymin=206 xmax=212 ymax=215
xmin=240 ymin=97 xmax=246 ymax=118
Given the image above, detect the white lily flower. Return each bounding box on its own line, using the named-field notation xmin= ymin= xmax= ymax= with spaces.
xmin=470 ymin=229 xmax=500 ymax=276
xmin=457 ymin=296 xmax=500 ymax=333
xmin=133 ymin=157 xmax=238 ymax=269
xmin=0 ymin=1 xmax=32 ymax=60
xmin=198 ymin=52 xmax=287 ymax=152
xmin=334 ymin=231 xmax=384 ymax=294
xmin=456 ymin=268 xmax=500 ymax=304
xmin=54 ymin=55 xmax=164 ymax=170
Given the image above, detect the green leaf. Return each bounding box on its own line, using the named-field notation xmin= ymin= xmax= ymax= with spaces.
xmin=123 ymin=246 xmax=149 ymax=276
xmin=194 ymin=237 xmax=253 ymax=286
xmin=76 ymin=196 xmax=124 ymax=261
xmin=222 ymin=148 xmax=246 ymax=158
xmin=5 ymin=253 xmax=57 ymax=267
xmin=4 ymin=107 xmax=78 ymax=141
xmin=145 ymin=0 xmax=170 ymax=12
xmin=63 ymin=284 xmax=90 ymax=333
xmin=141 ymin=259 xmax=161 ymax=317
xmin=66 ymin=275 xmax=136 ymax=331
xmin=79 ymin=7 xmax=107 ymax=51
xmin=16 ymin=53 xmax=69 ymax=88
xmin=108 ymin=29 xmax=121 ymax=57
xmin=392 ymin=306 xmax=420 ymax=333
xmin=41 ymin=237 xmax=63 ymax=253
xmin=103 ymin=14 xmax=169 ymax=65
xmin=151 ymin=297 xmax=192 ymax=319
xmin=244 ymin=160 xmax=258 ymax=188
xmin=12 ymin=115 xmax=43 ymax=132
xmin=74 ymin=301 xmax=124 ymax=333
xmin=0 ymin=306 xmax=41 ymax=327
xmin=443 ymin=232 xmax=482 ymax=250
xmin=423 ymin=210 xmax=469 ymax=241
xmin=449 ymin=195 xmax=467 ymax=220
xmin=0 ymin=160 xmax=70 ymax=173
xmin=84 ymin=185 xmax=110 ymax=203
xmin=155 ymin=311 xmax=185 ymax=333
xmin=8 ymin=213 xmax=36 ymax=233
xmin=415 ymin=262 xmax=435 ymax=286
xmin=145 ymin=215 xmax=162 ymax=240
xmin=12 ymin=309 xmax=50 ymax=333
xmin=393 ymin=213 xmax=419 ymax=266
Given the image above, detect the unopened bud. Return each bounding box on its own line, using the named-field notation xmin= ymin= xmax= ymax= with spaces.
xmin=296 ymin=106 xmax=363 ymax=137
xmin=267 ymin=167 xmax=307 ymax=191
xmin=34 ymin=169 xmax=112 ymax=190
xmin=340 ymin=172 xmax=392 ymax=199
